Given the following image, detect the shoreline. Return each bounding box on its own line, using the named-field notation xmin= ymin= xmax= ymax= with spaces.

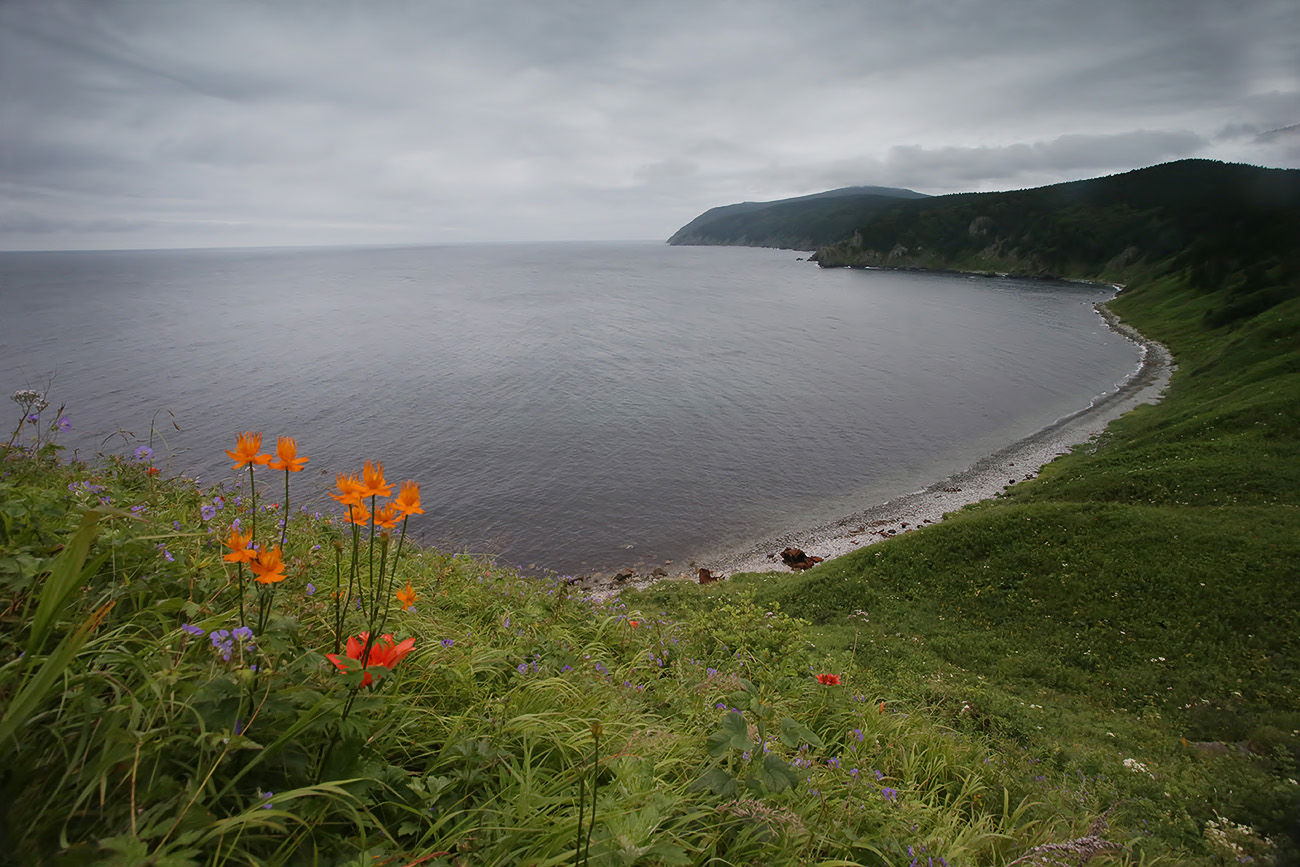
xmin=585 ymin=300 xmax=1173 ymax=596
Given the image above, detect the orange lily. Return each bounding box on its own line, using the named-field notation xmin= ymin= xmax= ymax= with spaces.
xmin=222 ymin=528 xmax=257 ymax=563
xmin=395 ymin=582 xmax=418 ymax=610
xmin=330 ymin=472 xmax=365 ymax=508
xmin=327 ymin=632 xmax=416 ymax=687
xmin=268 ymin=436 xmax=308 ymax=472
xmin=815 ymin=673 xmax=841 ymax=685
xmin=225 ymin=431 xmax=271 ymax=470
xmin=250 ymin=547 xmax=287 ymax=584
xmin=393 ymin=480 xmax=424 ymax=518
xmin=345 ymin=502 xmax=371 ymax=526
xmin=358 ymin=460 xmax=393 ymax=499
xmin=373 ymin=502 xmax=400 ymax=530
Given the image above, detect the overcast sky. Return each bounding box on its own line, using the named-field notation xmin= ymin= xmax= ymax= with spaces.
xmin=2 ymin=0 xmax=1297 ymax=251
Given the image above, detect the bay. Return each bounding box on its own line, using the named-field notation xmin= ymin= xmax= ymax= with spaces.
xmin=0 ymin=241 xmax=1141 ymax=575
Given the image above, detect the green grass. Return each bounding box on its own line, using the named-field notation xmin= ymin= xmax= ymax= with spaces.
xmin=632 ymin=276 xmax=1300 ymax=864
xmin=4 ymin=272 xmax=1297 ymax=866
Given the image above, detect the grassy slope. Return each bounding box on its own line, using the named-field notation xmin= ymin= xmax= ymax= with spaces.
xmin=632 ymin=277 xmax=1300 ymax=862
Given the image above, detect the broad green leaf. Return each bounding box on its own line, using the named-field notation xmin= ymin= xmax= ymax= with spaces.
xmin=756 ymin=754 xmax=800 ymax=793
xmin=779 ymin=716 xmax=825 ymax=750
xmin=27 ymin=508 xmax=106 ymax=656
xmin=706 ymin=711 xmax=752 ymax=757
xmin=690 ymin=768 xmax=738 ymax=798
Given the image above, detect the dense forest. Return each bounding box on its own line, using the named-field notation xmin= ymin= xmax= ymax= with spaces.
xmin=810 ymin=159 xmax=1300 ymax=326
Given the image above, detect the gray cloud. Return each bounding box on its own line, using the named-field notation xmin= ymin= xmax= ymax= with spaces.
xmin=1 ymin=0 xmax=1297 ymax=250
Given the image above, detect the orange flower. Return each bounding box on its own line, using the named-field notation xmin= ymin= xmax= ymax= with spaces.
xmin=250 ymin=547 xmax=286 ymax=584
xmin=358 ymin=460 xmax=393 ymax=499
xmin=395 ymin=582 xmax=418 ymax=610
xmin=222 ymin=528 xmax=257 ymax=563
xmin=145 ymin=466 xmax=160 ymax=476
xmin=393 ymin=480 xmax=424 ymax=518
xmin=345 ymin=502 xmax=371 ymax=526
xmin=327 ymin=632 xmax=416 ymax=687
xmin=815 ymin=673 xmax=841 ymax=686
xmin=329 ymin=473 xmax=365 ymax=507
xmin=628 ymin=619 xmax=640 ymax=628
xmin=373 ymin=502 xmax=400 ymax=530
xmin=268 ymin=436 xmax=308 ymax=472
xmin=225 ymin=431 xmax=272 ymax=470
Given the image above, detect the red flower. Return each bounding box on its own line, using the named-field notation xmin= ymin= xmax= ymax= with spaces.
xmin=628 ymin=619 xmax=640 ymax=628
xmin=146 ymin=466 xmax=160 ymax=476
xmin=815 ymin=673 xmax=841 ymax=685
xmin=327 ymin=632 xmax=416 ymax=687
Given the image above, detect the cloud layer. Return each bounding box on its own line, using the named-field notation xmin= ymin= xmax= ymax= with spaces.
xmin=2 ymin=0 xmax=1297 ymax=250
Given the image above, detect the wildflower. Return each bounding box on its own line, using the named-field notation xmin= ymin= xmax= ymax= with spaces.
xmin=395 ymin=582 xmax=418 ymax=610
xmin=306 ymin=582 xmax=316 ymax=596
xmin=330 ymin=473 xmax=365 ymax=507
xmin=223 ymin=528 xmax=257 ymax=563
xmin=373 ymin=502 xmax=400 ymax=530
xmin=56 ymin=416 xmax=71 ymax=432
xmin=393 ymin=480 xmax=424 ymax=517
xmin=267 ymin=436 xmax=308 ymax=472
xmin=815 ymin=673 xmax=841 ymax=685
xmin=327 ymin=632 xmax=416 ymax=687
xmin=201 ymin=504 xmax=217 ymax=522
xmin=345 ymin=502 xmax=371 ymax=526
xmin=225 ymin=432 xmax=271 ymax=470
xmin=211 ymin=630 xmax=234 ymax=661
xmin=250 ymin=547 xmax=286 ymax=584
xmin=517 ymin=663 xmax=529 ymax=675
xmin=881 ymin=787 xmax=898 ymax=801
xmin=156 ymin=544 xmax=174 ymax=562
xmin=358 ymin=460 xmax=393 ymax=498
xmin=133 ymin=445 xmax=153 ymax=463
xmin=146 ymin=467 xmax=160 ymax=477
xmin=181 ymin=623 xmax=205 ymax=637
xmin=213 ymin=496 xmax=224 ymax=510
xmin=232 ymin=626 xmax=255 ymax=645
xmin=628 ymin=619 xmax=640 ymax=628
xmin=259 ymin=790 xmax=274 ymax=810
xmin=441 ymin=638 xmax=455 ymax=647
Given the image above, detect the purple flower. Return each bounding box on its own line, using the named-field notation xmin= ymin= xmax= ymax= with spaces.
xmin=181 ymin=623 xmax=205 ymax=637
xmin=157 ymin=544 xmax=174 ymax=562
xmin=441 ymin=638 xmax=455 ymax=647
xmin=213 ymin=496 xmax=224 ymax=510
xmin=201 ymin=504 xmax=217 ymax=522
xmin=56 ymin=416 xmax=71 ymax=432
xmin=133 ymin=445 xmax=154 ymax=463
xmin=24 ymin=413 xmax=39 ymax=424
xmin=259 ymin=790 xmax=273 ymax=809
xmin=131 ymin=504 xmax=147 ymax=515
xmin=827 ymin=757 xmax=841 ymax=769
xmin=232 ymin=626 xmax=254 ymax=643
xmin=306 ymin=583 xmax=316 ymax=596
xmin=517 ymin=663 xmax=528 ymax=675
xmin=211 ymin=630 xmax=234 ymax=662
xmin=881 ymin=787 xmax=898 ymax=801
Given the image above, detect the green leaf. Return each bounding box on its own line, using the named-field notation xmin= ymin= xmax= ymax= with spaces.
xmin=778 ymin=716 xmax=825 ymax=750
xmin=706 ymin=711 xmax=752 ymax=757
xmin=27 ymin=508 xmax=106 ymax=656
xmin=756 ymin=754 xmax=800 ymax=794
xmin=690 ymin=768 xmax=739 ymax=798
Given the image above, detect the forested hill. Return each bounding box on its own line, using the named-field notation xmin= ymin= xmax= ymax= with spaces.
xmin=666 ymin=185 xmax=927 ymax=249
xmin=812 ymin=159 xmax=1300 ymax=325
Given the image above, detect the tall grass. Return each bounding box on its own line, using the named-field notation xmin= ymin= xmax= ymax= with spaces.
xmin=1 ymin=419 xmax=1116 ymax=866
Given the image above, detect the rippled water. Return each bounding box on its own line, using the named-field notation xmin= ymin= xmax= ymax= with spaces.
xmin=0 ymin=242 xmax=1140 ymax=574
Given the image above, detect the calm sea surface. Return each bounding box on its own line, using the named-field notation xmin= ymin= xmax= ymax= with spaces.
xmin=1 ymin=242 xmax=1140 ymax=574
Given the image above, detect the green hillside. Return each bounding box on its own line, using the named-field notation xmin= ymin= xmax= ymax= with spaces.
xmin=667 ymin=185 xmax=927 ymax=249
xmin=813 ymin=160 xmax=1300 ymax=325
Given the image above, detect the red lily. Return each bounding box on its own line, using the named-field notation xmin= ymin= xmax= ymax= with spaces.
xmin=327 ymin=632 xmax=416 ymax=687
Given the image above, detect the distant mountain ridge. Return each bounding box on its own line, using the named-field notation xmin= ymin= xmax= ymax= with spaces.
xmin=810 ymin=159 xmax=1300 ymax=325
xmin=667 ymin=185 xmax=928 ymax=249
